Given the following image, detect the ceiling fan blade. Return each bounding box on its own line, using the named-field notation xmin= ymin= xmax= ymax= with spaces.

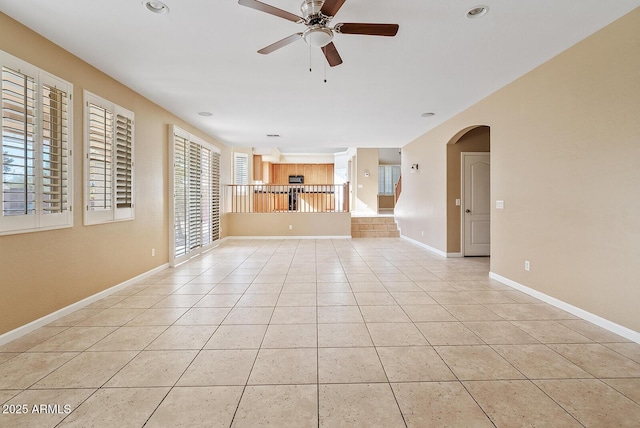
xmin=322 ymin=42 xmax=343 ymax=67
xmin=258 ymin=33 xmax=303 ymax=54
xmin=238 ymin=0 xmax=303 ymax=23
xmin=320 ymin=0 xmax=347 ymax=17
xmin=335 ymin=23 xmax=399 ymax=37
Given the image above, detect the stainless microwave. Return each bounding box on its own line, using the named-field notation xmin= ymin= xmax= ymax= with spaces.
xmin=288 ymin=175 xmax=304 ymax=184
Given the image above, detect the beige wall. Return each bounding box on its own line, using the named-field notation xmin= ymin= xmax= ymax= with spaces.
xmin=396 ymin=8 xmax=640 ymax=332
xmin=0 ymin=13 xmax=229 ymax=335
xmin=225 ymin=213 xmax=351 ymax=237
xmin=447 ymin=126 xmax=491 ymax=253
xmin=395 ymin=140 xmax=447 ymax=248
xmin=355 ymin=148 xmax=379 ymax=214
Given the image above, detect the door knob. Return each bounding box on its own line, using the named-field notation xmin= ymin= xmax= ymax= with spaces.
xmin=465 ymin=209 xmax=471 ymax=213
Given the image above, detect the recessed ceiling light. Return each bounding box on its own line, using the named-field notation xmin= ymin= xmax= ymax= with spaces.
xmin=421 ymin=112 xmax=435 ymax=118
xmin=266 ymin=134 xmax=281 ymax=138
xmin=198 ymin=111 xmax=213 ymax=117
xmin=144 ymin=1 xmax=169 ymax=14
xmin=467 ymin=6 xmax=488 ymax=19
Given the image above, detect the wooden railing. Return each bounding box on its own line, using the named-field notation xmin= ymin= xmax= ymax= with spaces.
xmin=227 ymin=183 xmax=350 ymax=213
xmin=395 ymin=175 xmax=402 ymax=203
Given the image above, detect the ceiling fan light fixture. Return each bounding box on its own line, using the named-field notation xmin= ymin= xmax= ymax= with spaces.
xmin=421 ymin=112 xmax=435 ymax=118
xmin=467 ymin=6 xmax=488 ymax=19
xmin=303 ymin=27 xmax=334 ymax=47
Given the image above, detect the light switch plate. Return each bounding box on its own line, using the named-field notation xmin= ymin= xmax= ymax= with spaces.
xmin=496 ymin=200 xmax=504 ymax=209
xmin=455 ymin=199 xmax=461 ymax=206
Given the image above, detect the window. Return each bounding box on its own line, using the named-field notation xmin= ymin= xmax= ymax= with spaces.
xmin=378 ymin=165 xmax=401 ymax=195
xmin=234 ymin=153 xmax=248 ymax=185
xmin=0 ymin=51 xmax=73 ymax=235
xmin=171 ymin=126 xmax=221 ymax=266
xmin=83 ymin=91 xmax=134 ymax=225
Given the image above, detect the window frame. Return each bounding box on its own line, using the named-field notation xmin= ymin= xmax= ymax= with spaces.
xmin=83 ymin=90 xmax=135 ymax=225
xmin=0 ymin=50 xmax=73 ymax=236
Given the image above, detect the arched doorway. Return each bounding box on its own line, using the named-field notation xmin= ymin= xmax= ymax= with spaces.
xmin=446 ymin=125 xmax=490 ymax=256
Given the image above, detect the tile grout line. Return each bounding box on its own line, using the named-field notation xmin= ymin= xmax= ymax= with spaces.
xmin=227 ymin=238 xmax=293 ymax=427
xmin=2 ymin=238 xmax=639 ymax=426
xmin=143 ymin=240 xmax=259 ymax=427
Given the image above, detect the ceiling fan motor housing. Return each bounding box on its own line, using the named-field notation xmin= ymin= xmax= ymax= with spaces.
xmin=301 ymin=1 xmax=334 ymax=47
xmin=301 ymin=0 xmax=325 ymax=20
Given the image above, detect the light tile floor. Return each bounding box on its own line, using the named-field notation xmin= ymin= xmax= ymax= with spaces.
xmin=1 ymin=238 xmax=640 ymax=427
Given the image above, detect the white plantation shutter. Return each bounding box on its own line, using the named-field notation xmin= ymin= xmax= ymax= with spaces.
xmin=84 ymin=91 xmax=134 ymax=225
xmin=170 ymin=126 xmax=221 ymax=266
xmin=1 ymin=66 xmax=36 ymax=219
xmin=234 ymin=153 xmax=248 ymax=185
xmin=200 ymin=146 xmax=212 ymax=247
xmin=87 ymin=102 xmax=113 ymax=212
xmin=201 ymin=148 xmax=221 ymax=245
xmin=115 ymin=113 xmax=133 ymax=209
xmin=211 ymin=150 xmax=220 ymax=242
xmin=188 ymin=141 xmax=202 ymax=251
xmin=1 ymin=51 xmax=73 ymax=235
xmin=173 ymin=133 xmax=188 ymax=258
xmin=41 ymin=83 xmax=70 ymax=215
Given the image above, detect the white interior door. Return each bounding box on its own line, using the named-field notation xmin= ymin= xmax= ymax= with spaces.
xmin=463 ymin=153 xmax=490 ymax=256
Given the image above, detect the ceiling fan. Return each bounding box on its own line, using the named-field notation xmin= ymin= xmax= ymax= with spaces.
xmin=238 ymin=0 xmax=399 ymax=67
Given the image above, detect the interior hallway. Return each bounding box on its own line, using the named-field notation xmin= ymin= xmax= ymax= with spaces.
xmin=1 ymin=238 xmax=639 ymax=427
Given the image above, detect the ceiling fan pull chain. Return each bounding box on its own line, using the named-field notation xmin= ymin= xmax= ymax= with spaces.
xmin=309 ymin=43 xmax=312 ymax=72
xmin=324 ymin=58 xmax=327 ymax=83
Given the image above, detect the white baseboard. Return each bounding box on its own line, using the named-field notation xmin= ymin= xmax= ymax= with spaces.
xmin=489 ymin=272 xmax=640 ymax=344
xmin=447 ymin=252 xmax=463 ymax=258
xmin=400 ymin=235 xmax=447 ymax=258
xmin=0 ymin=263 xmax=169 ymax=347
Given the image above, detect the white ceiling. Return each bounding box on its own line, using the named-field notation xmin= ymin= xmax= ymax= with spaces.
xmin=1 ymin=1 xmax=638 ymax=152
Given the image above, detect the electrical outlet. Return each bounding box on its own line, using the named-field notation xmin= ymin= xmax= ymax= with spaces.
xmin=421 ymin=230 xmax=424 ymax=236
xmin=151 ymin=248 xmax=156 ymax=257
xmin=289 ymin=225 xmax=293 ymax=230
xmin=524 ymin=260 xmax=530 ymax=271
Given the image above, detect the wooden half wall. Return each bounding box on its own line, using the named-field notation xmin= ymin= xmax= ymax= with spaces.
xmin=224 ymin=212 xmax=351 ymax=237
